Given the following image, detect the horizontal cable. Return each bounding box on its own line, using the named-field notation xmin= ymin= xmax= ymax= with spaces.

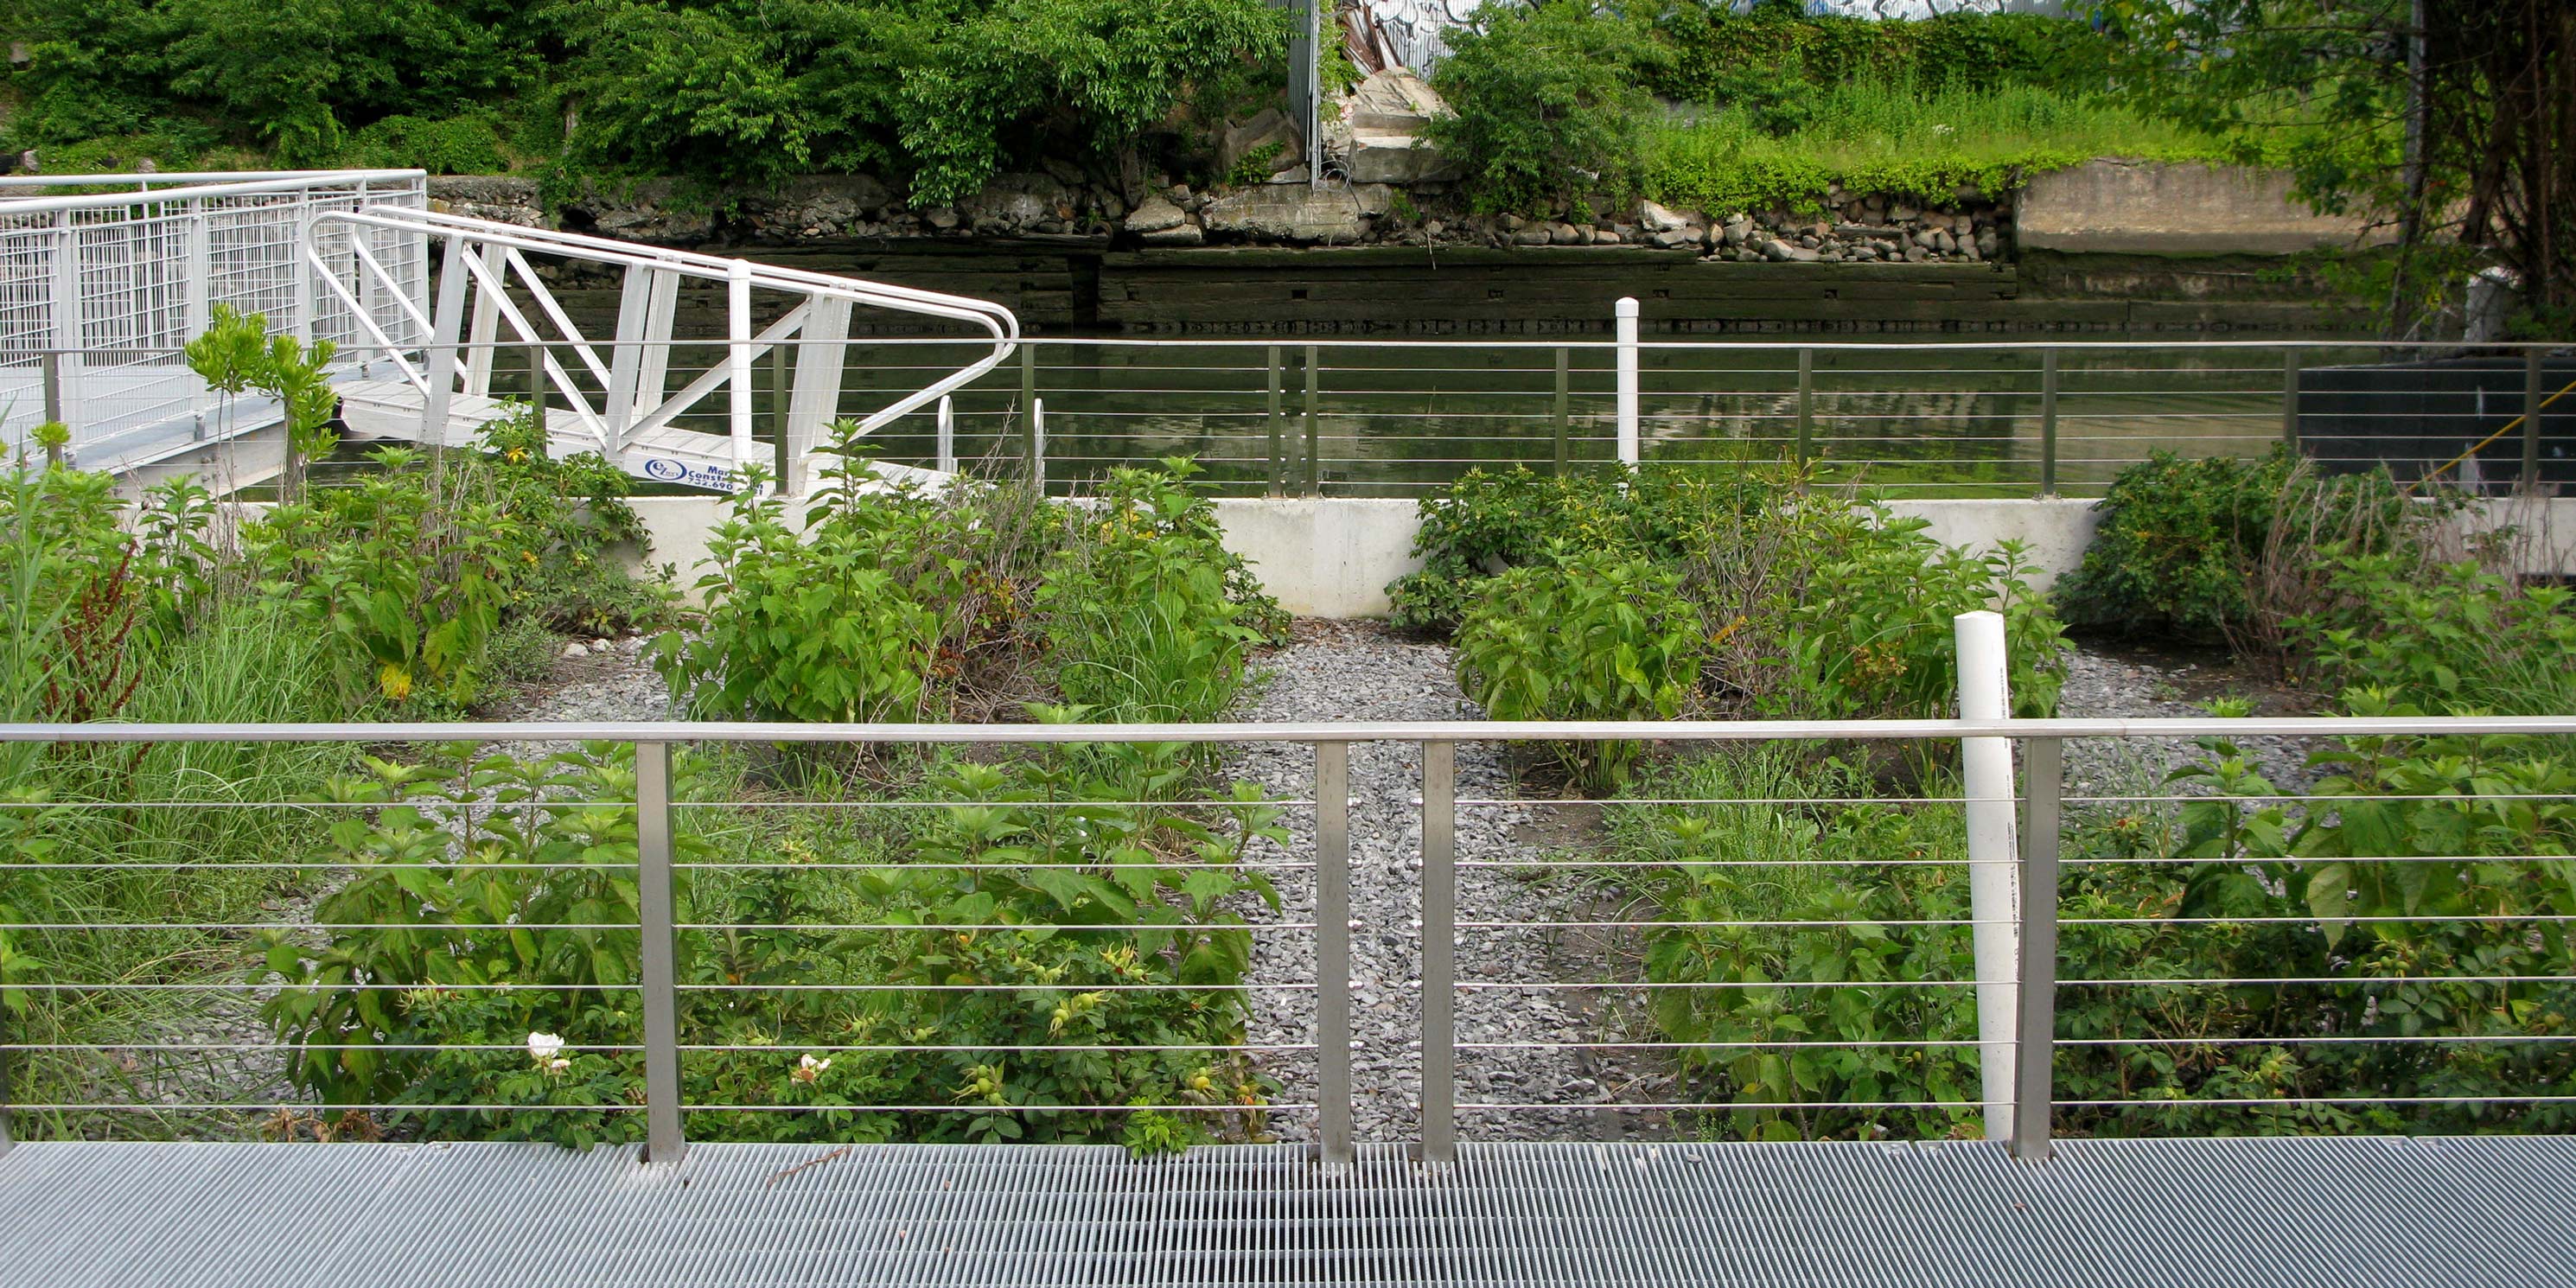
xmin=2058 ymin=1094 xmax=2576 ymax=1108
xmin=1457 ymin=1037 xmax=1981 ymax=1050
xmin=0 ymin=1041 xmax=1317 ymax=1054
xmin=1457 ymin=1100 xmax=1968 ymax=1112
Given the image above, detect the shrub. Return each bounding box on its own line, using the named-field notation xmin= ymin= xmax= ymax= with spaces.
xmin=1037 ymin=459 xmax=1280 ymax=725
xmin=1426 ymin=2 xmax=1665 ymax=214
xmin=2056 ymin=450 xmax=2292 ymax=637
xmin=1453 ymin=548 xmax=1703 ymax=787
xmin=257 ymin=743 xmax=1288 ymax=1148
xmin=2299 ymin=558 xmax=2576 ymax=717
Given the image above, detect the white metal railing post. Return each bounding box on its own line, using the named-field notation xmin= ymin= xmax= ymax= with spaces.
xmin=1314 ymin=742 xmax=1355 ymax=1168
xmin=635 ymin=741 xmax=686 ymax=1166
xmin=1615 ymin=297 xmax=1640 ymax=467
xmin=727 ymin=258 xmax=755 ymax=479
xmin=2012 ymin=736 xmax=2062 ymax=1162
xmin=782 ymin=295 xmax=850 ymax=494
xmin=1954 ymin=609 xmax=2021 ymax=1142
xmin=290 ymin=191 xmax=316 ymax=344
xmin=936 ymin=395 xmax=956 ymax=474
xmin=50 ymin=211 xmax=81 ymax=437
xmin=1417 ymin=740 xmax=1457 ymax=1166
xmin=181 ymin=199 xmax=211 ymax=350
xmin=419 ymin=234 xmax=471 ymax=449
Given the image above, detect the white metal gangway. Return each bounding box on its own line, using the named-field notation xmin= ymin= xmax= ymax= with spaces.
xmin=0 ymin=169 xmax=1018 ymax=492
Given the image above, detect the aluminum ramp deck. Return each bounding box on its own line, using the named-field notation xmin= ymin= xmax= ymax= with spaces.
xmin=3 ymin=1137 xmax=2572 ymax=1287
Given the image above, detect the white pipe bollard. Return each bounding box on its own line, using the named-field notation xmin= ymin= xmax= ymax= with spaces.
xmin=1954 ymin=610 xmax=2022 ymax=1143
xmin=1614 ymin=296 xmax=1641 ymax=467
xmin=936 ymin=396 xmax=956 ymax=474
xmin=726 ymin=258 xmax=755 ymax=479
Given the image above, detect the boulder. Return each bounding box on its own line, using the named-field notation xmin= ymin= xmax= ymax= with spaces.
xmin=1123 ymin=195 xmax=1190 ymax=235
xmin=1648 ymin=228 xmax=1699 ymax=251
xmin=1139 ymin=223 xmax=1205 ymax=247
xmin=963 ymin=172 xmax=1077 ymax=230
xmin=1344 ymin=131 xmax=1459 ymax=184
xmin=1220 ymin=108 xmax=1305 ymax=180
xmin=1200 ymin=182 xmax=1392 ymax=242
xmin=1758 ymin=238 xmax=1820 ymax=263
xmin=1639 ymin=200 xmax=1693 ymax=233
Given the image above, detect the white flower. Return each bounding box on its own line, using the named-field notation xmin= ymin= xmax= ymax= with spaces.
xmin=526 ymin=1031 xmax=564 ymax=1063
xmin=792 ymin=1053 xmax=832 ymax=1083
xmin=545 ymin=1057 xmax=571 ymax=1075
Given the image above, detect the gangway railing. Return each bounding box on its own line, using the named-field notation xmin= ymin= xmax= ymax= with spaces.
xmin=0 ymin=169 xmax=429 ymax=469
xmin=3 ymin=708 xmax=2570 ymax=1166
xmin=307 ymin=206 xmax=1018 ymax=492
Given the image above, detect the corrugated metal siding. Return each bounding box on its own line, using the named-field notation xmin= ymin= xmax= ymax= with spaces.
xmin=3 ymin=1137 xmax=2571 ymax=1287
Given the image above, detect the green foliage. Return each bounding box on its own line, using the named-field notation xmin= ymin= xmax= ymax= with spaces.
xmin=2088 ymin=0 xmax=2572 ymax=329
xmin=1038 ymin=459 xmax=1281 ymax=726
xmin=2056 ymin=450 xmax=2292 ymax=637
xmin=183 ymin=304 xmax=338 ymax=501
xmin=345 ymin=111 xmax=511 ymax=175
xmin=1612 ymin=749 xmax=1981 ymax=1141
xmin=256 ymin=742 xmax=1287 ymax=1147
xmin=1425 ymin=1 xmax=1664 ymax=214
xmin=2299 ymin=559 xmax=2576 ymax=718
xmin=1655 ymin=5 xmax=2107 ymax=105
xmin=1454 ymin=548 xmax=1703 ymax=787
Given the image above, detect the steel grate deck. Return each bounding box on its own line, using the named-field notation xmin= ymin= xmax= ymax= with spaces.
xmin=3 ymin=1137 xmax=2573 ymax=1287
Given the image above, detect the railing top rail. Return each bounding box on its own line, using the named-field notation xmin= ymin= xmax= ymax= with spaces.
xmin=0 ymin=170 xmax=426 ymax=215
xmin=5 ymin=714 xmax=2572 ymax=745
xmin=0 ymin=336 xmax=2560 ymax=358
xmin=316 ymin=207 xmax=1018 ymax=345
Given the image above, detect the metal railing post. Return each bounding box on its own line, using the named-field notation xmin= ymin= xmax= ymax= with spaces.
xmin=1303 ymin=344 xmax=1321 ymax=496
xmin=1266 ymin=345 xmax=1284 ymax=497
xmin=772 ymin=336 xmax=790 ymax=486
xmin=2012 ymin=736 xmax=2063 ymax=1163
xmin=2282 ymin=349 xmax=2302 ymax=449
xmin=41 ymin=352 xmax=62 ymax=428
xmin=1417 ymin=740 xmax=1457 ymax=1165
xmin=635 ymin=740 xmax=686 ymax=1166
xmin=725 ymin=258 xmax=755 ymax=475
xmin=1314 ymin=742 xmax=1355 ymax=1167
xmin=526 ymin=341 xmax=548 ymax=443
xmin=1795 ymin=347 xmax=1815 ymax=472
xmin=2039 ymin=348 xmax=2060 ymax=497
xmin=1021 ymin=340 xmax=1038 ymax=475
xmin=50 ymin=213 xmax=81 ymax=437
xmin=2523 ymin=348 xmax=2545 ymax=490
xmin=1552 ymin=346 xmax=1571 ymax=476
xmin=1030 ymin=398 xmax=1046 ymax=493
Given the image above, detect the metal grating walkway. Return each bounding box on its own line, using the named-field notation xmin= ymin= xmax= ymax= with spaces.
xmin=3 ymin=1137 xmax=2573 ymax=1287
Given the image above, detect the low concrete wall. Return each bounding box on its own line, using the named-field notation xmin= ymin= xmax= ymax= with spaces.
xmin=2018 ymin=161 xmax=2392 ymax=257
xmin=628 ymin=494 xmax=2573 ymax=620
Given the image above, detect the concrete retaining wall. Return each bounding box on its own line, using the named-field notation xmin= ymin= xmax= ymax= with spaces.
xmin=2018 ymin=160 xmax=2394 ymax=257
xmin=628 ymin=494 xmax=2573 ymax=620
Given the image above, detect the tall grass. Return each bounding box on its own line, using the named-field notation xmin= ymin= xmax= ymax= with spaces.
xmin=0 ymin=480 xmax=356 ymax=1135
xmin=1642 ymin=75 xmax=2238 ymax=214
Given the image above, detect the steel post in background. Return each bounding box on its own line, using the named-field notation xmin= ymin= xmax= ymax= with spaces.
xmin=772 ymin=337 xmax=790 ymax=486
xmin=1303 ymin=344 xmax=1321 ymax=496
xmin=1021 ymin=341 xmax=1038 ymax=474
xmin=635 ymin=741 xmax=685 ymax=1166
xmin=2012 ymin=736 xmax=2063 ymax=1163
xmin=1553 ymin=347 xmax=1571 ymax=476
xmin=1266 ymin=345 xmax=1285 ymax=497
xmin=2039 ymin=348 xmax=2060 ymax=497
xmin=2524 ymin=348 xmax=2545 ymax=489
xmin=40 ymin=353 xmax=61 ymax=428
xmin=1418 ymin=740 xmax=1457 ymax=1166
xmin=1314 ymin=742 xmax=1355 ymax=1167
xmin=2282 ymin=350 xmax=2302 ymax=449
xmin=1795 ymin=348 xmax=1815 ymax=471
xmin=50 ymin=213 xmax=81 ymax=437
xmin=1614 ymin=298 xmax=1640 ymax=467
xmin=1954 ymin=610 xmax=2021 ymax=1143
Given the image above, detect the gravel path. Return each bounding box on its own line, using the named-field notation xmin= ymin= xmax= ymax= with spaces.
xmin=2056 ymin=641 xmax=2324 ymax=805
xmin=1228 ymin=621 xmax=1659 ymax=1145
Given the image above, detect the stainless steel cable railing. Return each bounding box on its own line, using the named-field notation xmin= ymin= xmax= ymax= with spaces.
xmin=2 ymin=712 xmax=2572 ymax=1168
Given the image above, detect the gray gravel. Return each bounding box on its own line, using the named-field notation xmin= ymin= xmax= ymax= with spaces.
xmin=2056 ymin=643 xmax=2323 ymax=804
xmin=1227 ymin=622 xmax=1661 ymax=1145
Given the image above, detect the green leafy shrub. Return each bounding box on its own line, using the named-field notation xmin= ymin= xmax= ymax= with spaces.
xmin=1453 ymin=548 xmax=1703 ymax=787
xmin=2299 ymin=558 xmax=2576 ymax=717
xmin=1038 ymin=459 xmax=1280 ymax=725
xmin=2056 ymin=450 xmax=2292 ymax=637
xmin=1426 ymin=1 xmax=1665 ymax=213
xmin=1653 ymin=4 xmax=2107 ymax=105
xmin=257 ymin=742 xmax=1287 ymax=1148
